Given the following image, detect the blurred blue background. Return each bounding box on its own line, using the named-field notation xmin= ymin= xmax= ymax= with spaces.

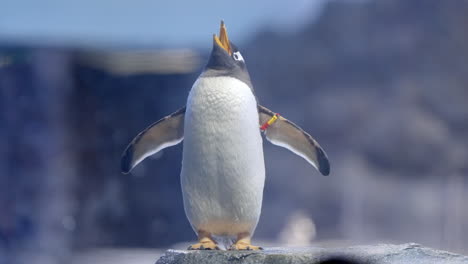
xmin=1 ymin=0 xmax=323 ymax=47
xmin=1 ymin=0 xmax=468 ymax=263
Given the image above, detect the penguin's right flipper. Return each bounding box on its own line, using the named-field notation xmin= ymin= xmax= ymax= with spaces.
xmin=121 ymin=107 xmax=186 ymax=174
xmin=258 ymin=105 xmax=330 ymax=176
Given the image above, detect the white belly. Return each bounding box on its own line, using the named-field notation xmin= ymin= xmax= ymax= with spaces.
xmin=181 ymin=76 xmax=265 ymax=237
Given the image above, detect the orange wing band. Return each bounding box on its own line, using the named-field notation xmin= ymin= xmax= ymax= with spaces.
xmin=260 ymin=113 xmax=280 ymax=131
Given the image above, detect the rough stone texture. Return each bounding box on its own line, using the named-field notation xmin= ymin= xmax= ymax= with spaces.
xmin=156 ymin=243 xmax=468 ymax=264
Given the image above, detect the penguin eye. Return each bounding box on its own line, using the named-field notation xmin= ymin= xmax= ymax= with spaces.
xmin=232 ymin=51 xmax=244 ymax=62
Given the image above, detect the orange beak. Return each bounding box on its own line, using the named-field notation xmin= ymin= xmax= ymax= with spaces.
xmin=213 ymin=21 xmax=232 ymax=55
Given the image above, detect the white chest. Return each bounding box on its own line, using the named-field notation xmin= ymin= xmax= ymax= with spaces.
xmin=180 ymin=76 xmax=265 ymax=236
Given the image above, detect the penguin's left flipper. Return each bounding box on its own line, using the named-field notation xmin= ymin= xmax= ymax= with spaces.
xmin=258 ymin=105 xmax=330 ymax=176
xmin=121 ymin=107 xmax=186 ymax=174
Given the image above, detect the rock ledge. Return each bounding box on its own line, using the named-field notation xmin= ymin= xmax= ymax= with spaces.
xmin=156 ymin=243 xmax=468 ymax=264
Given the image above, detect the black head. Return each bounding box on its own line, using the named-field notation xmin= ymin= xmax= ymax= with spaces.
xmin=203 ymin=21 xmax=252 ymax=88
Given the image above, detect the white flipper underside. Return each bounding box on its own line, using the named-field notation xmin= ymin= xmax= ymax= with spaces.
xmin=258 ymin=105 xmax=330 ymax=176
xmin=121 ymin=107 xmax=185 ymax=173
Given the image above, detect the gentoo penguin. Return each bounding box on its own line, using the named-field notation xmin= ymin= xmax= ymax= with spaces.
xmin=121 ymin=21 xmax=330 ymax=250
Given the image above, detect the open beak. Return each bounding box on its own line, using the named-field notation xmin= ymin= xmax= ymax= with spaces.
xmin=213 ymin=21 xmax=232 ymax=55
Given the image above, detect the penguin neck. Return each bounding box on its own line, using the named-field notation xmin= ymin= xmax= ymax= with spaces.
xmin=201 ymin=68 xmax=254 ymax=92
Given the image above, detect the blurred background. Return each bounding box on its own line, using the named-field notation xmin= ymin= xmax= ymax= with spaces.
xmin=1 ymin=0 xmax=468 ymax=263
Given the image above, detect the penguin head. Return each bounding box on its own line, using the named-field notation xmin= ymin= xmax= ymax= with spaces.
xmin=203 ymin=21 xmax=252 ymax=87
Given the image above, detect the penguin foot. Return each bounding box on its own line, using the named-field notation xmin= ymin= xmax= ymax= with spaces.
xmin=229 ymin=240 xmax=263 ymax=250
xmin=187 ymin=241 xmax=220 ymax=250
xmin=187 ymin=234 xmax=219 ymax=250
xmin=229 ymin=233 xmax=263 ymax=250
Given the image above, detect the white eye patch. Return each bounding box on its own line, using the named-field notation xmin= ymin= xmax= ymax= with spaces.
xmin=232 ymin=51 xmax=244 ymax=62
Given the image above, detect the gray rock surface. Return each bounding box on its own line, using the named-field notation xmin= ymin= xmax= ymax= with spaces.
xmin=156 ymin=243 xmax=468 ymax=264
